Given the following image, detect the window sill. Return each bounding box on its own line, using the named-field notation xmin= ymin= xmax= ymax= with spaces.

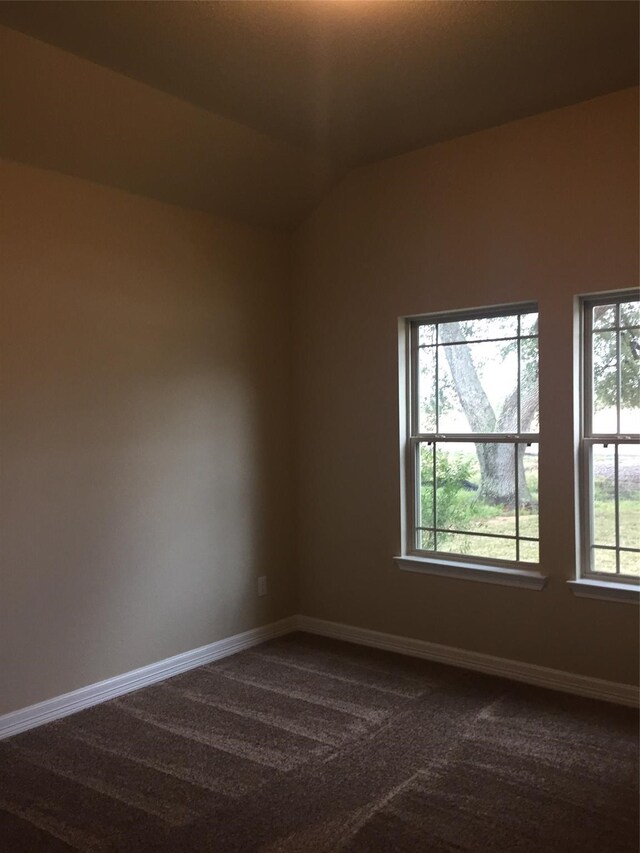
xmin=568 ymin=579 xmax=639 ymax=604
xmin=394 ymin=555 xmax=547 ymax=590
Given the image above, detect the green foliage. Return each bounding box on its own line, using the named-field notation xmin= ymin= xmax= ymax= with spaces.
xmin=420 ymin=449 xmax=479 ymax=548
xmin=594 ymin=474 xmax=639 ymax=502
xmin=591 ymin=499 xmax=640 ymax=554
xmin=419 ymin=451 xmax=541 ymax=557
xmin=592 ymin=328 xmax=639 ymax=410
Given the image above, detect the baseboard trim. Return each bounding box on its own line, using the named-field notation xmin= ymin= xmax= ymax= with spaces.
xmin=3 ymin=612 xmax=637 ymax=739
xmin=0 ymin=617 xmax=296 ymax=740
xmin=294 ymin=616 xmax=639 ymax=708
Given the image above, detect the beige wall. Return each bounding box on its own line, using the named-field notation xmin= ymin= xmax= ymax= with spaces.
xmin=294 ymin=88 xmax=639 ymax=686
xmin=1 ymin=87 xmax=638 ymax=718
xmin=0 ymin=160 xmax=296 ymax=715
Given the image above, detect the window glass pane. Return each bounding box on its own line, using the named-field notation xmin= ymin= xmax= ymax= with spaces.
xmin=519 ymin=312 xmax=538 ymax=336
xmin=418 ymin=323 xmax=436 ymax=346
xmin=418 ymin=443 xmax=434 ymax=536
xmin=618 ymin=444 xmax=639 ymax=549
xmin=519 ymin=445 xmax=539 ymax=539
xmin=438 ymin=340 xmax=519 ymax=433
xmin=592 ymin=547 xmax=617 ymax=574
xmin=418 ymin=529 xmax=435 ymax=551
xmin=520 ymin=336 xmax=539 ymax=432
xmin=620 ymin=327 xmax=639 ymax=434
xmin=434 ymin=443 xmax=482 ymax=531
xmin=438 ymin=315 xmax=517 ymax=344
xmin=435 ymin=531 xmax=516 ymax=562
xmin=620 ymin=300 xmax=640 ymax=328
xmin=519 ymin=540 xmax=539 ymax=563
xmin=592 ymin=444 xmax=615 ymax=547
xmin=584 ymin=296 xmax=639 ymax=580
xmin=409 ymin=307 xmax=539 ymax=568
xmin=435 ymin=442 xmax=516 ymax=536
xmin=619 ymin=550 xmax=640 ymax=577
xmin=417 ymin=344 xmax=436 ymax=432
xmin=592 ymin=331 xmax=617 ymax=433
xmin=592 ymin=304 xmax=616 ymax=330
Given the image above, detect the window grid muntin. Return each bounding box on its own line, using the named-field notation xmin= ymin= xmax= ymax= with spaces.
xmin=581 ymin=293 xmax=640 ymax=583
xmin=412 ymin=439 xmax=538 ymax=564
xmin=407 ymin=304 xmax=539 ymax=568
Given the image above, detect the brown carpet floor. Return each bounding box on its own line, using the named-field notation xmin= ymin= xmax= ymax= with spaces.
xmin=0 ymin=632 xmax=638 ymax=852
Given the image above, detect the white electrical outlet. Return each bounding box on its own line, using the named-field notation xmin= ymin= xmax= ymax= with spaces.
xmin=258 ymin=576 xmax=267 ymax=596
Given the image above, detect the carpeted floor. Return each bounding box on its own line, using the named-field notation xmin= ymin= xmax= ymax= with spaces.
xmin=0 ymin=632 xmax=638 ymax=852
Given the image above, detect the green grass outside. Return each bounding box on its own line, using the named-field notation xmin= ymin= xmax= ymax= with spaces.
xmin=421 ymin=449 xmax=638 ymax=575
xmin=428 ymin=493 xmax=639 ymax=574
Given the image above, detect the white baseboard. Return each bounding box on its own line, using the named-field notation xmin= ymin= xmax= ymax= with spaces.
xmin=3 ymin=612 xmax=636 ymax=740
xmin=294 ymin=615 xmax=639 ymax=708
xmin=0 ymin=617 xmax=296 ymax=740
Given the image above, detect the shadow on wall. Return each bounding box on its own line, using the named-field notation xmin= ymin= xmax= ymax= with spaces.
xmin=0 ymin=161 xmax=295 ymax=714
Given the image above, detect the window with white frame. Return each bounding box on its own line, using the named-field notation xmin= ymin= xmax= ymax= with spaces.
xmin=580 ymin=293 xmax=639 ymax=582
xmin=404 ymin=304 xmax=540 ymax=567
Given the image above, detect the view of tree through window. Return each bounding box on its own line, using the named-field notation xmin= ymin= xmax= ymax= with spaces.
xmin=409 ymin=307 xmax=539 ymax=564
xmin=583 ymin=295 xmax=639 ymax=579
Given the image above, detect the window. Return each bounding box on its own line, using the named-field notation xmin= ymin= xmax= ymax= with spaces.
xmin=401 ymin=304 xmax=540 ymax=573
xmin=580 ymin=292 xmax=639 ymax=584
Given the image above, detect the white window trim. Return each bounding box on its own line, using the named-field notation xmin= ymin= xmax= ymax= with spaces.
xmin=397 ymin=303 xmax=547 ymax=589
xmin=568 ymin=579 xmax=639 ymax=604
xmin=395 ymin=555 xmax=547 ymax=590
xmin=572 ymin=291 xmax=640 ymax=602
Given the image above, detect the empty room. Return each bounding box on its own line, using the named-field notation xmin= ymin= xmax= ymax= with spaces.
xmin=0 ymin=1 xmax=638 ymax=851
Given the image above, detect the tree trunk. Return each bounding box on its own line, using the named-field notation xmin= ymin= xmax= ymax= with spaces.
xmin=440 ymin=321 xmax=538 ymax=508
xmin=475 ymin=443 xmax=534 ymax=508
xmin=438 ymin=325 xmax=495 ymax=433
xmin=476 ymin=443 xmax=518 ymax=506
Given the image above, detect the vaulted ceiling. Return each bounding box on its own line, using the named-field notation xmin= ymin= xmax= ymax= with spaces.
xmin=1 ymin=1 xmax=637 ymax=228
